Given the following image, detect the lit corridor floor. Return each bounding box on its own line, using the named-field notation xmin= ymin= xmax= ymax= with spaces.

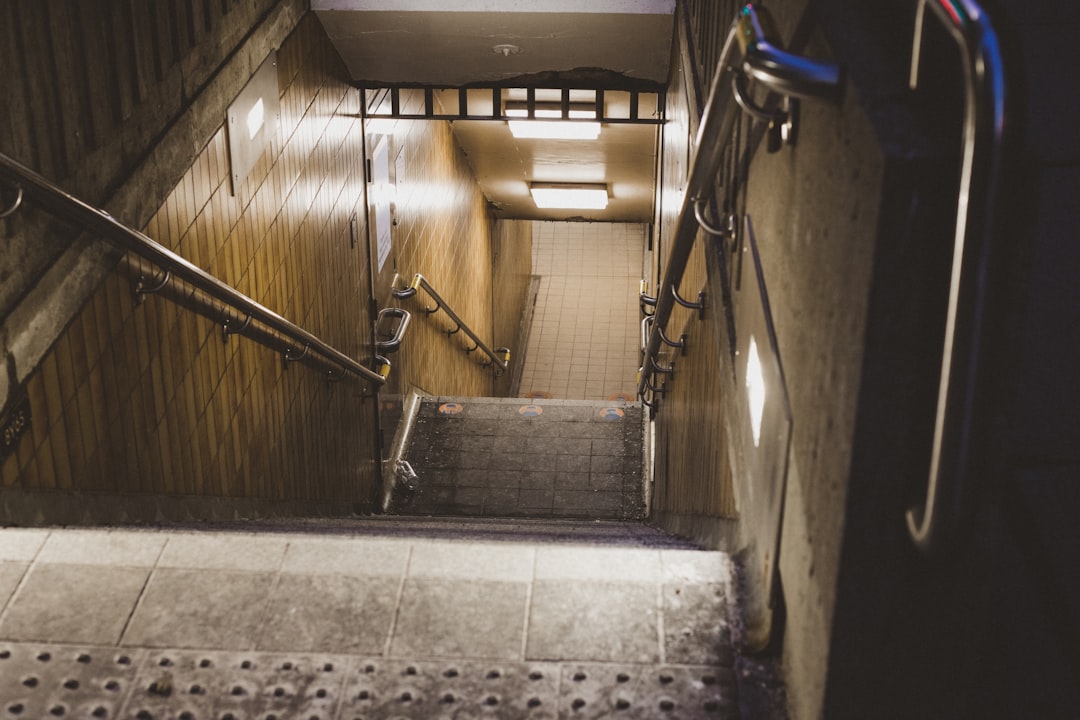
xmin=0 ymin=523 xmax=738 ymax=719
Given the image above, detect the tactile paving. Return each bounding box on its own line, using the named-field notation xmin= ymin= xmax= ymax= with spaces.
xmin=558 ymin=663 xmax=738 ymax=719
xmin=339 ymin=658 xmax=560 ymax=719
xmin=122 ymin=650 xmax=347 ymax=720
xmin=0 ymin=643 xmax=740 ymax=719
xmin=0 ymin=643 xmax=144 ymax=719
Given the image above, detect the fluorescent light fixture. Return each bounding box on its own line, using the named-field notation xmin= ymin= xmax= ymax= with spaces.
xmin=530 ymin=183 xmax=609 ymax=210
xmin=746 ymin=335 xmax=766 ymax=447
xmin=506 ymin=101 xmax=601 ymax=140
xmin=246 ymin=98 xmax=265 ymax=140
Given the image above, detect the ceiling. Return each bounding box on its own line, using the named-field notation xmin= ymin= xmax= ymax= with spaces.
xmin=312 ymin=0 xmax=675 ymax=222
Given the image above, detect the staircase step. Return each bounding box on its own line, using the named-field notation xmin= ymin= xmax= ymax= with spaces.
xmin=392 ymin=397 xmax=645 ymax=520
xmin=170 ymin=515 xmax=700 ymax=548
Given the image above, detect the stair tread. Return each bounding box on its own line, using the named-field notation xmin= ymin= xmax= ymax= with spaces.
xmin=390 ymin=395 xmax=645 ymax=521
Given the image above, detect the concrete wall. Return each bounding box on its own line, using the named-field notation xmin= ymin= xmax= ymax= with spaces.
xmin=665 ymin=0 xmax=976 ymax=717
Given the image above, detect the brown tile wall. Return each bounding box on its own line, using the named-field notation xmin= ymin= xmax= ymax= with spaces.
xmin=648 ymin=10 xmax=738 ymax=536
xmin=1 ymin=16 xmax=382 ymax=508
xmin=369 ymin=91 xmax=532 ymax=399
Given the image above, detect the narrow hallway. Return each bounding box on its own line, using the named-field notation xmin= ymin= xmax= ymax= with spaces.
xmin=0 ymin=524 xmax=737 ymax=719
xmin=520 ymin=222 xmax=645 ymax=402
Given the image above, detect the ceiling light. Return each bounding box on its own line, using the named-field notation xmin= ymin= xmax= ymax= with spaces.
xmin=506 ymin=101 xmax=600 ymax=140
xmin=530 ymin=183 xmax=609 ymax=210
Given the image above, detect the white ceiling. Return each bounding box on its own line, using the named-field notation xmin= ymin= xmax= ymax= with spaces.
xmin=312 ymin=0 xmax=674 ymax=222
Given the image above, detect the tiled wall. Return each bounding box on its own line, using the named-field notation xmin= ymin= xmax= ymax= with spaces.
xmin=370 ymin=92 xmax=532 ymax=399
xmin=647 ymin=31 xmax=738 ymax=531
xmin=1 ymin=17 xmax=382 ymax=510
xmin=521 ymin=222 xmax=644 ymax=401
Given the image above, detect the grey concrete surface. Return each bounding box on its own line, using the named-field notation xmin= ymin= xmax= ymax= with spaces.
xmin=0 ymin=524 xmax=737 ymax=717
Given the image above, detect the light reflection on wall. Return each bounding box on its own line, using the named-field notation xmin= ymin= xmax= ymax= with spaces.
xmin=747 ymin=335 xmax=766 ymax=447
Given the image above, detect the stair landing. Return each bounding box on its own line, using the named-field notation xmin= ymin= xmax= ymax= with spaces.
xmin=394 ymin=397 xmax=645 ymax=520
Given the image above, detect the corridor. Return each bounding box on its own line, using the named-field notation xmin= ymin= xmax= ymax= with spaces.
xmin=0 ymin=524 xmax=736 ymax=718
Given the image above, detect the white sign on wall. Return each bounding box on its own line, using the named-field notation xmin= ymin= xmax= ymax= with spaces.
xmin=371 ymin=135 xmax=393 ymax=271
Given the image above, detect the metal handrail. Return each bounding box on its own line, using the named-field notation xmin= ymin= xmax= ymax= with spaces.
xmin=636 ymin=3 xmax=840 ymax=405
xmin=392 ymin=273 xmax=510 ymax=370
xmin=375 ymin=307 xmax=411 ymax=354
xmin=0 ymin=151 xmax=388 ymax=386
xmin=905 ymin=0 xmax=1005 ymax=553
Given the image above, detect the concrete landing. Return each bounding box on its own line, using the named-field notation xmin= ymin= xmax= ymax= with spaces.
xmin=0 ymin=525 xmax=737 ymax=718
xmin=396 ymin=397 xmax=645 ymax=520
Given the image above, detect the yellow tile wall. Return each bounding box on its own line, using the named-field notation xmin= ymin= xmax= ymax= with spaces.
xmin=370 ymin=91 xmax=532 ymax=399
xmin=1 ymin=16 xmax=382 ymax=507
xmin=648 ymin=35 xmax=738 ymax=522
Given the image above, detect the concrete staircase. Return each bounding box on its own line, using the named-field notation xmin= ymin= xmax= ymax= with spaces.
xmin=390 ymin=397 xmax=646 ymax=520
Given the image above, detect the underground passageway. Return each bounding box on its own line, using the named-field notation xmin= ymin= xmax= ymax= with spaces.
xmin=4 ymin=1 xmax=1077 ymax=719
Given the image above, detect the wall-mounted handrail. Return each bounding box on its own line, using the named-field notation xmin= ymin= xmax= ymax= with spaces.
xmin=392 ymin=273 xmax=510 ymax=371
xmin=637 ymin=3 xmax=841 ymax=406
xmin=0 ymin=151 xmax=388 ymax=386
xmin=905 ymin=0 xmax=1005 ymax=554
xmin=375 ymin=307 xmax=411 ymax=354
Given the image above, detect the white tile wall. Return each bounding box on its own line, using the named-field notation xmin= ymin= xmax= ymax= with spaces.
xmin=521 ymin=222 xmax=645 ymax=400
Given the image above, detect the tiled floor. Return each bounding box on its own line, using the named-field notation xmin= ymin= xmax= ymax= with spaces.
xmin=0 ymin=525 xmax=737 ymax=718
xmin=398 ymin=397 xmax=645 ymax=520
xmin=521 ymin=222 xmax=645 ymax=401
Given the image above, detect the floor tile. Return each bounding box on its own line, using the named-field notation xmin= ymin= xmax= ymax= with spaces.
xmin=37 ymin=530 xmax=166 ymax=567
xmin=158 ymin=533 xmax=287 ymax=572
xmin=122 ymin=569 xmax=274 ymax=649
xmin=526 ymin=580 xmax=659 ymax=663
xmin=257 ymin=574 xmax=399 ymax=654
xmin=661 ymin=550 xmax=731 ymax=585
xmin=408 ymin=542 xmax=534 ymax=582
xmin=663 ymin=583 xmax=734 ymax=666
xmin=391 ymin=578 xmax=528 ymax=660
xmin=535 ymin=546 xmax=660 ymax=582
xmin=0 ymin=529 xmax=49 ymax=561
xmin=280 ymin=538 xmax=410 ymax=577
xmin=0 ymin=564 xmax=149 ymax=644
xmin=0 ymin=562 xmax=28 ymax=609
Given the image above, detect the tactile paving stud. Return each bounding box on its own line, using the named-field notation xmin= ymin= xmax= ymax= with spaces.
xmin=0 ymin=644 xmax=144 ymax=720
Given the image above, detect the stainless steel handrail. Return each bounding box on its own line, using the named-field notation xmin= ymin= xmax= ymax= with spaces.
xmin=906 ymin=0 xmax=1005 ymax=553
xmin=636 ymin=3 xmax=840 ymax=405
xmin=375 ymin=307 xmax=411 ymax=354
xmin=0 ymin=151 xmax=388 ymax=386
xmin=393 ymin=273 xmax=510 ymax=370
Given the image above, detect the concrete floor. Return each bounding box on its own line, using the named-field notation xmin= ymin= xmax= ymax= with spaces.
xmin=0 ymin=525 xmax=737 ymax=718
